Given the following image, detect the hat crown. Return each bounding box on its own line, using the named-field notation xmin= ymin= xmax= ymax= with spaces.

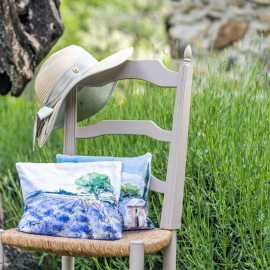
xmin=35 ymin=45 xmax=97 ymax=105
xmin=34 ymin=45 xmax=133 ymax=147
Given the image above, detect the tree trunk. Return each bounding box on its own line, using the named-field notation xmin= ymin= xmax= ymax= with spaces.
xmin=0 ymin=0 xmax=64 ymax=96
xmin=0 ymin=1 xmax=64 ymax=268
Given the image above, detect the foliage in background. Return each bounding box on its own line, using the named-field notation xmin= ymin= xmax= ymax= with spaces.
xmin=55 ymin=0 xmax=170 ymax=59
xmin=0 ymin=0 xmax=269 ymax=269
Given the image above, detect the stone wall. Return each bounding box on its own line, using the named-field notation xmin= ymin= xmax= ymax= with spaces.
xmin=166 ymin=0 xmax=270 ymax=59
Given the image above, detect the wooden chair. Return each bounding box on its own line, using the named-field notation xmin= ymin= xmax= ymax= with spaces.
xmin=0 ymin=46 xmax=193 ymax=270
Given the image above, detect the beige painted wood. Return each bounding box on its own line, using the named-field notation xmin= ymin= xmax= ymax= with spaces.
xmin=163 ymin=230 xmax=177 ymax=270
xmin=76 ymin=46 xmax=193 ymax=230
xmin=129 ymin=240 xmax=144 ymax=270
xmin=63 ymin=89 xmax=77 ymax=155
xmin=62 ymin=256 xmax=74 ymax=270
xmin=0 ymin=229 xmax=4 ymax=270
xmin=160 ymin=46 xmax=193 ymax=230
xmin=74 ymin=50 xmax=193 ymax=266
xmin=62 ymin=88 xmax=77 ymax=270
xmin=55 ymin=47 xmax=192 ymax=267
xmin=76 ymin=120 xmax=172 ymax=142
xmin=149 ymin=176 xmax=167 ymax=193
xmin=79 ymin=60 xmax=178 ymax=88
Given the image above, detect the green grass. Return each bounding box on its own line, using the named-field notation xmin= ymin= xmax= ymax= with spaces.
xmin=0 ymin=55 xmax=270 ymax=269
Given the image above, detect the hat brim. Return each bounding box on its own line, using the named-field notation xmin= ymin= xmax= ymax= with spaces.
xmin=36 ymin=47 xmax=133 ymax=147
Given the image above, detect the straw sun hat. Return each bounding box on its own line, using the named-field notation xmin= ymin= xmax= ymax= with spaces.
xmin=34 ymin=45 xmax=133 ymax=147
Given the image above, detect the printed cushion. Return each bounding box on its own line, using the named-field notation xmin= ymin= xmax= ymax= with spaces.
xmin=56 ymin=153 xmax=154 ymax=230
xmin=16 ymin=162 xmax=123 ymax=240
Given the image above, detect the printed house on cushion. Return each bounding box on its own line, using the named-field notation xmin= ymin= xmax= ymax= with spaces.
xmin=120 ymin=182 xmax=148 ymax=229
xmin=126 ymin=199 xmax=147 ymax=228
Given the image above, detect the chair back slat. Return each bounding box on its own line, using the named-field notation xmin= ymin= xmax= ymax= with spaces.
xmin=64 ymin=90 xmax=77 ymax=155
xmin=149 ymin=176 xmax=167 ymax=193
xmin=79 ymin=60 xmax=178 ymax=88
xmin=76 ymin=120 xmax=172 ymax=142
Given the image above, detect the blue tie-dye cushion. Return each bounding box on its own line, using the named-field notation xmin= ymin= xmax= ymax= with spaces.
xmin=16 ymin=162 xmax=123 ymax=240
xmin=56 ymin=153 xmax=154 ymax=230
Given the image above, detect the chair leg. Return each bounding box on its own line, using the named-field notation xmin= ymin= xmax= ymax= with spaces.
xmin=163 ymin=230 xmax=177 ymax=270
xmin=0 ymin=229 xmax=4 ymax=270
xmin=129 ymin=240 xmax=144 ymax=270
xmin=62 ymin=256 xmax=74 ymax=270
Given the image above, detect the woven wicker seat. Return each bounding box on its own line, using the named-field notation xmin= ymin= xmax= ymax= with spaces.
xmin=1 ymin=229 xmax=172 ymax=257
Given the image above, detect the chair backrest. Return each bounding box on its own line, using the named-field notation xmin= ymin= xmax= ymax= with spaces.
xmin=63 ymin=46 xmax=193 ymax=230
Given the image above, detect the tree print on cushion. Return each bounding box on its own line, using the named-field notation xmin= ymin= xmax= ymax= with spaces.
xmin=75 ymin=172 xmax=115 ymax=204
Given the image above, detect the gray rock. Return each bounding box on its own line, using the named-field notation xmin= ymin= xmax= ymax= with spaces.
xmin=252 ymin=0 xmax=270 ymax=6
xmin=170 ymin=9 xmax=208 ymax=24
xmin=169 ymin=20 xmax=210 ymax=57
xmin=166 ymin=0 xmax=270 ymax=58
xmin=213 ymin=19 xmax=249 ymax=50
